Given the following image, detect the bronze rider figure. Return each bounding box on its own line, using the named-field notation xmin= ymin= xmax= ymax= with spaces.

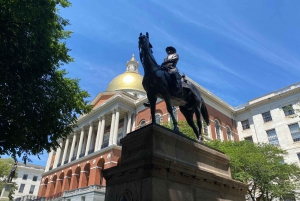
xmin=144 ymin=46 xmax=183 ymax=107
xmin=161 ymin=46 xmax=183 ymax=93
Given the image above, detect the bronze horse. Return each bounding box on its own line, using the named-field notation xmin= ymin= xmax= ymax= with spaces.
xmin=138 ymin=32 xmax=210 ymax=141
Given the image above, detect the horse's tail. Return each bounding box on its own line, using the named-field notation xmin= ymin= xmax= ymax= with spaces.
xmin=201 ymin=100 xmax=210 ymax=126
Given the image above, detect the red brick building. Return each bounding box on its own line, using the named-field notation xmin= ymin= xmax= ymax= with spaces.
xmin=37 ymin=54 xmax=238 ymax=201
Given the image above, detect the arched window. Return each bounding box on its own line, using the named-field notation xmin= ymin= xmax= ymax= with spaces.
xmin=215 ymin=120 xmax=221 ymax=140
xmin=155 ymin=114 xmax=162 ymax=124
xmin=226 ymin=127 xmax=232 ymax=141
xmin=139 ymin=120 xmax=146 ymax=128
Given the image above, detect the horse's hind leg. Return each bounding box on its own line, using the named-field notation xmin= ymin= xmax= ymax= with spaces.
xmin=195 ymin=105 xmax=203 ymax=141
xmin=179 ymin=106 xmax=199 ymax=140
xmin=164 ymin=96 xmax=179 ymax=131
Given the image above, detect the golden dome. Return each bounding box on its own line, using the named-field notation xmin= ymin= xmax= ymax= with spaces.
xmin=106 ymin=71 xmax=145 ymax=92
xmin=106 ymin=54 xmax=145 ymax=92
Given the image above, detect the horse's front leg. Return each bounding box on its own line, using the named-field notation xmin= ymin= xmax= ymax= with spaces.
xmin=164 ymin=96 xmax=179 ymax=131
xmin=147 ymin=94 xmax=157 ymax=124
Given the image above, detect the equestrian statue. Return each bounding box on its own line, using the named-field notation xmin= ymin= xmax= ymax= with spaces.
xmin=138 ymin=32 xmax=210 ymax=141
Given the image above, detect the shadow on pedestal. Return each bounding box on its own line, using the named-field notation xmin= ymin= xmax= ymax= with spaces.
xmin=103 ymin=124 xmax=248 ymax=201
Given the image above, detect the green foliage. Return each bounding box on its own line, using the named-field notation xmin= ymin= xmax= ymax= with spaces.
xmin=0 ymin=158 xmax=17 ymax=196
xmin=206 ymin=140 xmax=300 ymax=201
xmin=162 ymin=120 xmax=198 ymax=140
xmin=162 ymin=120 xmax=209 ymax=141
xmin=0 ymin=0 xmax=92 ymax=160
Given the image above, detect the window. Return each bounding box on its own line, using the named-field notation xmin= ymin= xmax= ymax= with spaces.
xmin=283 ymin=104 xmax=295 ymax=116
xmin=289 ymin=123 xmax=300 ymax=142
xmin=29 ymin=185 xmax=35 ymax=194
xmin=226 ymin=127 xmax=232 ymax=141
xmin=215 ymin=120 xmax=221 ymax=140
xmin=241 ymin=120 xmax=250 ymax=130
xmin=139 ymin=120 xmax=146 ymax=128
xmin=19 ymin=184 xmax=25 ymax=193
xmin=32 ymin=176 xmax=38 ymax=182
xmin=203 ymin=121 xmax=208 ymax=135
xmin=267 ymin=129 xmax=279 ymax=146
xmin=262 ymin=111 xmax=272 ymax=122
xmin=155 ymin=114 xmax=162 ymax=124
xmin=81 ymin=196 xmax=86 ymax=201
xmin=22 ymin=174 xmax=28 ymax=180
xmin=244 ymin=136 xmax=253 ymax=142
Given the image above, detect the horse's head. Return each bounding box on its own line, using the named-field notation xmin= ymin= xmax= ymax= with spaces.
xmin=139 ymin=32 xmax=152 ymax=52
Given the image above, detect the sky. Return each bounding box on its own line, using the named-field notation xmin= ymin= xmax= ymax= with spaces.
xmin=4 ymin=0 xmax=300 ymax=166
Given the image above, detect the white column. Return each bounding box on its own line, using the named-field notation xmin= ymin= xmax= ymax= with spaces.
xmin=109 ymin=110 xmax=116 ymax=146
xmin=113 ymin=108 xmax=120 ymax=145
xmin=95 ymin=117 xmax=102 ymax=151
xmin=76 ymin=128 xmax=84 ymax=159
xmin=126 ymin=112 xmax=132 ymax=134
xmin=98 ymin=115 xmax=106 ymax=150
xmin=122 ymin=114 xmax=128 ymax=138
xmin=85 ymin=122 xmax=93 ymax=156
xmin=53 ymin=141 xmax=63 ymax=168
xmin=45 ymin=149 xmax=54 ymax=172
xmin=68 ymin=133 xmax=77 ymax=162
xmin=131 ymin=113 xmax=137 ymax=131
xmin=61 ymin=137 xmax=70 ymax=165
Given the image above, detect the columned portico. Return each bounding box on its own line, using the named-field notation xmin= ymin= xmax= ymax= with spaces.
xmin=53 ymin=141 xmax=63 ymax=168
xmin=38 ymin=54 xmax=148 ymax=200
xmin=98 ymin=115 xmax=106 ymax=150
xmin=69 ymin=133 xmax=77 ymax=162
xmin=77 ymin=128 xmax=85 ymax=159
xmin=45 ymin=149 xmax=54 ymax=171
xmin=95 ymin=117 xmax=102 ymax=151
xmin=109 ymin=110 xmax=116 ymax=146
xmin=122 ymin=114 xmax=128 ymax=138
xmin=131 ymin=113 xmax=137 ymax=131
xmin=112 ymin=108 xmax=120 ymax=145
xmin=61 ymin=137 xmax=70 ymax=165
xmin=126 ymin=112 xmax=132 ymax=134
xmin=85 ymin=122 xmax=94 ymax=155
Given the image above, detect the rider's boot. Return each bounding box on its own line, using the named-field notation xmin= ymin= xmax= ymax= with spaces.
xmin=175 ymin=74 xmax=183 ymax=95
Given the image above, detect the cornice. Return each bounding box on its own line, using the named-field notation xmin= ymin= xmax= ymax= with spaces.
xmin=235 ymin=83 xmax=300 ymax=114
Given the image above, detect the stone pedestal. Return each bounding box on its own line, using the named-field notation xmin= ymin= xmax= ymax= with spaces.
xmin=103 ymin=124 xmax=248 ymax=201
xmin=0 ymin=183 xmax=13 ymax=201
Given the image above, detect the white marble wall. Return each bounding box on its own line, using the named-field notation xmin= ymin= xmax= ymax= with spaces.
xmin=236 ymin=92 xmax=300 ymax=165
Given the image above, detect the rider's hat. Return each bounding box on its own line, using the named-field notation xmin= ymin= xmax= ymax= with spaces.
xmin=166 ymin=46 xmax=176 ymax=53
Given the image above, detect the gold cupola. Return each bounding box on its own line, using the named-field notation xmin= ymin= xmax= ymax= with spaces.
xmin=106 ymin=54 xmax=145 ymax=92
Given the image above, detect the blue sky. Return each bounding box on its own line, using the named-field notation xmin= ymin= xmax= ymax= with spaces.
xmin=4 ymin=1 xmax=300 ymax=166
xmin=60 ymin=0 xmax=300 ymax=107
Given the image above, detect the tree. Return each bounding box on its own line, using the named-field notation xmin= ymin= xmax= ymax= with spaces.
xmin=162 ymin=120 xmax=210 ymax=141
xmin=162 ymin=120 xmax=198 ymax=140
xmin=0 ymin=0 xmax=92 ymax=161
xmin=0 ymin=158 xmax=17 ymax=200
xmin=206 ymin=140 xmax=300 ymax=201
